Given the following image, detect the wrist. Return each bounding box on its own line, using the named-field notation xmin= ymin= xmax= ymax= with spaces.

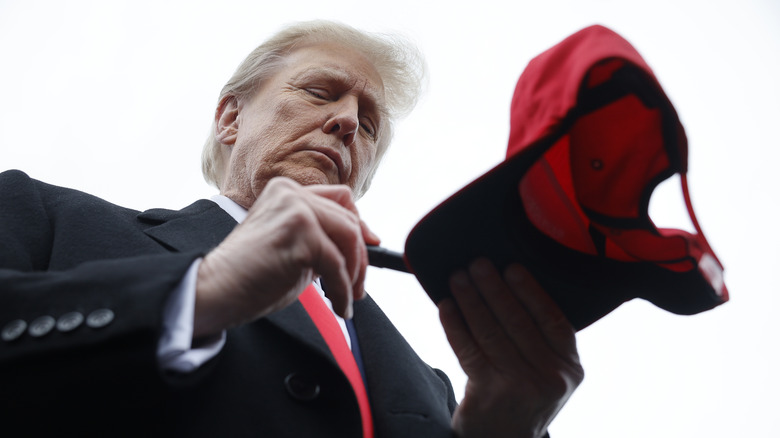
xmin=193 ymin=252 xmax=239 ymax=339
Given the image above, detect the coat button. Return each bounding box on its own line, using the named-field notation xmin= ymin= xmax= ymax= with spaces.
xmin=2 ymin=319 xmax=27 ymax=342
xmin=284 ymin=373 xmax=321 ymax=402
xmin=29 ymin=316 xmax=56 ymax=337
xmin=56 ymin=312 xmax=84 ymax=332
xmin=86 ymin=309 xmax=114 ymax=328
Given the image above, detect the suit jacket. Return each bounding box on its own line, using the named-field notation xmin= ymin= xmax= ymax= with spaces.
xmin=0 ymin=169 xmax=457 ymax=437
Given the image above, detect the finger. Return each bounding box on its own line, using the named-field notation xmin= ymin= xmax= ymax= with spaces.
xmin=360 ymin=218 xmax=381 ymax=246
xmin=305 ymin=183 xmax=379 ymax=248
xmin=252 ymin=179 xmax=367 ymax=315
xmin=352 ymin=219 xmax=378 ymax=300
xmin=504 ymin=265 xmax=578 ymax=362
xmin=306 ymin=184 xmax=359 ymax=214
xmin=303 ymin=185 xmax=371 ymax=299
xmin=305 ymin=194 xmax=366 ymax=286
xmin=470 ymin=259 xmax=579 ymax=371
xmin=292 ymin=187 xmax=369 ymax=313
xmin=468 ymin=259 xmax=573 ymax=374
xmin=437 ymin=294 xmax=490 ymax=376
xmin=447 ymin=268 xmax=529 ymax=374
xmin=306 ymin=225 xmax=355 ymax=319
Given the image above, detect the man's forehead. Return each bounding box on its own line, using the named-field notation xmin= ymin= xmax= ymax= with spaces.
xmin=283 ymin=43 xmax=387 ymax=104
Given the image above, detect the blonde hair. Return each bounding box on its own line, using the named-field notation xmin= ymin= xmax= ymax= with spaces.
xmin=201 ymin=20 xmax=426 ymax=197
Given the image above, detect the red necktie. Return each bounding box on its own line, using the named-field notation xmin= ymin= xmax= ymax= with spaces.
xmin=299 ymin=284 xmax=374 ymax=438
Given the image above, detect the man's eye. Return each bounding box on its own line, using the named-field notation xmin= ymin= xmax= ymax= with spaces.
xmin=360 ymin=121 xmax=376 ymax=139
xmin=305 ymin=89 xmax=328 ymax=99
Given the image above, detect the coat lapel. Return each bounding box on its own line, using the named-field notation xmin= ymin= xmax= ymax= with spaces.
xmin=353 ymin=296 xmax=455 ymax=437
xmin=138 ymin=199 xmax=237 ymax=253
xmin=265 ymin=301 xmax=335 ymax=360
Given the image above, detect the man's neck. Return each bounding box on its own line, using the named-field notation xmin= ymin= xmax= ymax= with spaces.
xmin=210 ymin=194 xmax=248 ymax=224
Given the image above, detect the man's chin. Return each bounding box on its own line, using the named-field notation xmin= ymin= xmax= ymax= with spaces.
xmin=287 ymin=168 xmax=342 ymax=188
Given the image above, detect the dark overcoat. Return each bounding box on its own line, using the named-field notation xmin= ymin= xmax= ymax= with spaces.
xmin=0 ymin=169 xmax=456 ymax=437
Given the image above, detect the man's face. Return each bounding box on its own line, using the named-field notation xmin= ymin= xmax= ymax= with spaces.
xmin=217 ymin=42 xmax=386 ymax=208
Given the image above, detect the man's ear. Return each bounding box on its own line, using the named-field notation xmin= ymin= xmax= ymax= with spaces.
xmin=215 ymin=95 xmax=240 ymax=146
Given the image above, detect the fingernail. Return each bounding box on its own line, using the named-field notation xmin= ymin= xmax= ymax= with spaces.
xmin=364 ymin=224 xmax=381 ymax=244
xmin=505 ymin=265 xmax=527 ymax=283
xmin=344 ymin=304 xmax=354 ymax=320
xmin=450 ymin=271 xmax=470 ymax=288
xmin=355 ymin=287 xmax=366 ymax=301
xmin=438 ymin=297 xmax=456 ymax=312
xmin=470 ymin=258 xmax=492 ymax=278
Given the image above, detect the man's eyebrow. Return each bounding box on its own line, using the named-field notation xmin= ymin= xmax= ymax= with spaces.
xmin=291 ymin=66 xmax=350 ymax=83
xmin=291 ymin=66 xmax=387 ymax=114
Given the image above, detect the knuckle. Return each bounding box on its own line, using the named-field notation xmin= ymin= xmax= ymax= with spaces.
xmin=285 ymin=208 xmax=316 ymax=229
xmin=505 ymin=313 xmax=536 ymax=335
xmin=456 ymin=342 xmax=484 ymax=369
xmin=331 ymin=251 xmax=349 ymax=272
xmin=333 ymin=184 xmax=352 ymax=196
xmin=571 ymin=363 xmax=585 ymax=385
xmin=268 ymin=175 xmax=296 ymax=190
xmin=540 ymin=365 xmax=583 ymax=399
xmin=542 ymin=373 xmax=571 ymax=400
xmin=287 ymin=239 xmax=317 ymax=267
xmin=344 ymin=212 xmax=361 ymax=233
xmin=475 ymin=327 xmax=505 ymax=350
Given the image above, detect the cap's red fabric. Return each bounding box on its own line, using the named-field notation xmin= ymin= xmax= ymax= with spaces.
xmin=404 ymin=25 xmax=728 ymax=330
xmin=510 ymin=25 xmax=726 ymax=299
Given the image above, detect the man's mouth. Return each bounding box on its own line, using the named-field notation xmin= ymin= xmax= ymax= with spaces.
xmin=308 ymin=146 xmax=345 ymax=183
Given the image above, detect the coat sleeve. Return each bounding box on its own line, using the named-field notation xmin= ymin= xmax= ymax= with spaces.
xmin=0 ymin=170 xmax=203 ymax=379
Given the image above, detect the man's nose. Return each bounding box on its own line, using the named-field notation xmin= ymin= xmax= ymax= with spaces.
xmin=322 ymin=97 xmax=359 ymax=147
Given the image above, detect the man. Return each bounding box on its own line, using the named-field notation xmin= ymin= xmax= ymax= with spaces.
xmin=0 ymin=21 xmax=582 ymax=437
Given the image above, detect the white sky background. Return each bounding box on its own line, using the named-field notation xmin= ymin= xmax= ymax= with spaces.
xmin=1 ymin=0 xmax=778 ymax=436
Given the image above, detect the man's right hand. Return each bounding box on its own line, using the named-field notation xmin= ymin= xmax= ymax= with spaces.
xmin=192 ymin=177 xmax=379 ymax=339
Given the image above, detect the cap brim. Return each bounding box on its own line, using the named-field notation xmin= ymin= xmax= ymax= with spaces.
xmin=404 ymin=133 xmax=723 ymax=331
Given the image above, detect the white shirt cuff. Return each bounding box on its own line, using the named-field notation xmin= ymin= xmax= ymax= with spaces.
xmin=157 ymin=258 xmax=226 ymax=373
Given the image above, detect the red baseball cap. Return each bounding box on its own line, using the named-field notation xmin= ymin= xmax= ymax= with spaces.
xmin=404 ymin=25 xmax=728 ymax=330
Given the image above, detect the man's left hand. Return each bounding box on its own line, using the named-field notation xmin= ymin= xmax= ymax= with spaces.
xmin=439 ymin=259 xmax=584 ymax=438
